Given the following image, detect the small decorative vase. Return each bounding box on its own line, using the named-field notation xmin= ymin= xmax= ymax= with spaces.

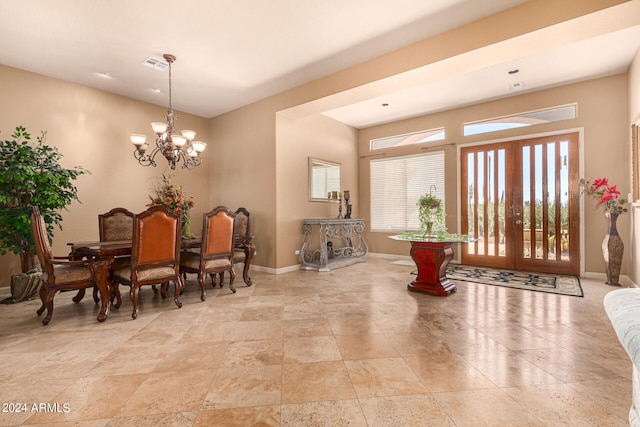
xmin=181 ymin=215 xmax=192 ymax=238
xmin=425 ymin=221 xmax=433 ymax=237
xmin=602 ymin=212 xmax=623 ymax=286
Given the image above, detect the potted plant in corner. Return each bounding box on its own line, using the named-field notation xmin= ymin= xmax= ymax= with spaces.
xmin=0 ymin=126 xmax=88 ymax=302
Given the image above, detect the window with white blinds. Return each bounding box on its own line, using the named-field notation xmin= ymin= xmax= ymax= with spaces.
xmin=370 ymin=151 xmax=445 ymax=232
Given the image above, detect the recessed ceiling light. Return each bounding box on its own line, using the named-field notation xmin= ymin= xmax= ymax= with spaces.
xmin=96 ymin=72 xmax=112 ymax=79
xmin=150 ymin=88 xmax=161 ymax=94
xmin=508 ymin=69 xmax=519 ymax=75
xmin=382 ymin=103 xmax=389 ymax=107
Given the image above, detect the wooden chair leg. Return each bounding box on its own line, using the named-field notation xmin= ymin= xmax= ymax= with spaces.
xmin=199 ymin=274 xmax=206 ymax=302
xmin=41 ymin=289 xmax=55 ymax=325
xmin=36 ymin=285 xmax=47 ymax=317
xmin=111 ymin=283 xmax=122 ymax=309
xmin=229 ymin=269 xmax=236 ymax=294
xmin=241 ymin=261 xmax=253 ymax=286
xmin=130 ymin=286 xmax=140 ymax=319
xmin=209 ymin=273 xmax=217 ymax=288
xmin=92 ymin=285 xmax=100 ymax=304
xmin=72 ymin=288 xmax=85 ymax=303
xmin=174 ymin=278 xmax=183 ymax=308
xmin=160 ymin=282 xmax=168 ymax=300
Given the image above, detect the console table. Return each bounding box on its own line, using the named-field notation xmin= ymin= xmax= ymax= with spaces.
xmin=299 ymin=218 xmax=368 ymax=271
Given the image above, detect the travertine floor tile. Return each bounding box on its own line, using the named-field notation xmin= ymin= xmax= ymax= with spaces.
xmin=335 ymin=332 xmax=400 ymax=360
xmin=433 ymin=388 xmax=545 ymax=426
xmin=283 ymin=317 xmax=333 ymax=337
xmin=283 ymin=335 xmax=342 ymax=363
xmin=280 ymin=400 xmax=367 ymax=426
xmin=464 ymin=350 xmax=562 ymax=387
xmin=503 ymin=383 xmax=629 ymax=426
xmin=202 ymin=365 xmax=282 ymax=410
xmin=116 ymin=369 xmax=215 ymax=416
xmin=359 ymin=394 xmax=456 ymax=426
xmin=404 ymin=353 xmax=496 ymax=391
xmin=221 ymin=339 xmax=283 ymax=366
xmin=345 ymin=357 xmax=428 ymax=398
xmin=282 ymin=361 xmax=356 ymax=403
xmin=108 ymin=411 xmax=198 ymax=426
xmin=25 ymin=374 xmax=147 ymax=423
xmin=0 ymin=256 xmax=632 ymax=426
xmin=193 ymin=406 xmax=280 ymax=427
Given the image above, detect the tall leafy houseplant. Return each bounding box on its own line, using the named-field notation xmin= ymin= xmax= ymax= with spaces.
xmin=0 ymin=126 xmax=89 ymax=273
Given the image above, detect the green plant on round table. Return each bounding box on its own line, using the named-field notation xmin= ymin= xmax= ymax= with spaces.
xmin=0 ymin=126 xmax=89 ymax=273
xmin=417 ymin=193 xmax=446 ymax=237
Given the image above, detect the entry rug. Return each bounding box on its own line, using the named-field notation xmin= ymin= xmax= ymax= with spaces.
xmin=445 ymin=264 xmax=583 ymax=297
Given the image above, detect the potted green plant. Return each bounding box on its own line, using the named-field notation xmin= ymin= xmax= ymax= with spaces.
xmin=417 ymin=193 xmax=446 ymax=237
xmin=0 ymin=126 xmax=89 ymax=273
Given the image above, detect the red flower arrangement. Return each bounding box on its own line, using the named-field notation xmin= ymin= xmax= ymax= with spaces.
xmin=580 ymin=177 xmax=628 ymax=215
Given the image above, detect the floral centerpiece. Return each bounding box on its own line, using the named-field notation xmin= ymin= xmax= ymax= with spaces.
xmin=148 ymin=174 xmax=195 ymax=237
xmin=580 ymin=177 xmax=627 ymax=286
xmin=580 ymin=177 xmax=628 ymax=214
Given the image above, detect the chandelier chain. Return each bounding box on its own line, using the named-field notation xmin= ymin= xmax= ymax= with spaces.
xmin=129 ymin=53 xmax=206 ymax=170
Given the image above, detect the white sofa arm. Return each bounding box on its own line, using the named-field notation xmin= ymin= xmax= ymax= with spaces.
xmin=604 ymin=288 xmax=640 ymax=426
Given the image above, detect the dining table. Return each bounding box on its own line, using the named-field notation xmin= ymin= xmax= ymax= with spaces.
xmin=68 ymin=237 xmax=201 ymax=322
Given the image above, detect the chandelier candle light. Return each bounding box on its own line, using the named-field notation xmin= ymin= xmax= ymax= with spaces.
xmin=130 ymin=54 xmax=206 ymax=170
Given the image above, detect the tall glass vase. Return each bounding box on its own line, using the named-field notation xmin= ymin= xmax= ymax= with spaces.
xmin=602 ymin=212 xmax=623 ymax=286
xmin=181 ymin=215 xmax=192 ymax=238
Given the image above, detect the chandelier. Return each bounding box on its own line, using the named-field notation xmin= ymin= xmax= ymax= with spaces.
xmin=129 ymin=53 xmax=206 ymax=170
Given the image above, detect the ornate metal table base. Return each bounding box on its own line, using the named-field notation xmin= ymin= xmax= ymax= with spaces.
xmin=299 ymin=218 xmax=368 ymax=272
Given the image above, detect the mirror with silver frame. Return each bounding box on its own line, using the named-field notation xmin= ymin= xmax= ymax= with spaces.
xmin=309 ymin=157 xmax=341 ymax=202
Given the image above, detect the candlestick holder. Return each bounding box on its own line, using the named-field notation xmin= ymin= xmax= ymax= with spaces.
xmin=337 ymin=194 xmax=343 ymax=219
xmin=343 ymin=190 xmax=352 ymax=219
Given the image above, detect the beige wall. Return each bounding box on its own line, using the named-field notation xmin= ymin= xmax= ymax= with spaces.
xmin=0 ymin=0 xmax=633 ymax=287
xmin=628 ymin=47 xmax=640 ymax=285
xmin=275 ymin=113 xmax=359 ymax=269
xmin=359 ymin=75 xmax=630 ymax=276
xmin=0 ymin=64 xmax=211 ymax=287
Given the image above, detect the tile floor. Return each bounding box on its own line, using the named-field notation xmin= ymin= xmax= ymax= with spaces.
xmin=0 ymin=255 xmax=633 ymax=426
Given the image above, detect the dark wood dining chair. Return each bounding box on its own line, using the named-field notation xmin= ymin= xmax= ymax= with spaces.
xmin=180 ymin=206 xmax=236 ymax=301
xmin=73 ymin=207 xmax=134 ymax=305
xmin=232 ymin=207 xmax=255 ymax=286
xmin=31 ymin=206 xmax=97 ymax=325
xmin=99 ymin=207 xmax=135 ymax=241
xmin=110 ymin=205 xmax=184 ymax=319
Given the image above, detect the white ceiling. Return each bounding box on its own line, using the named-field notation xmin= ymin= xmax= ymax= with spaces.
xmin=0 ymin=0 xmax=639 ymax=129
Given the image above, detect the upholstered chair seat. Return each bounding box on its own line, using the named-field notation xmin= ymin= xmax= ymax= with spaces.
xmin=31 ymin=206 xmax=97 ymax=325
xmin=47 ymin=265 xmax=93 ymax=283
xmin=180 ymin=206 xmax=236 ymax=300
xmin=180 ymin=252 xmax=232 ymax=270
xmin=110 ymin=206 xmax=184 ymax=319
xmin=112 ymin=265 xmax=177 ymax=283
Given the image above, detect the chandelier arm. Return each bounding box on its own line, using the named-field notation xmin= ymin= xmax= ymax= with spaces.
xmin=130 ymin=53 xmax=205 ymax=169
xmin=134 ymin=146 xmax=159 ymax=167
